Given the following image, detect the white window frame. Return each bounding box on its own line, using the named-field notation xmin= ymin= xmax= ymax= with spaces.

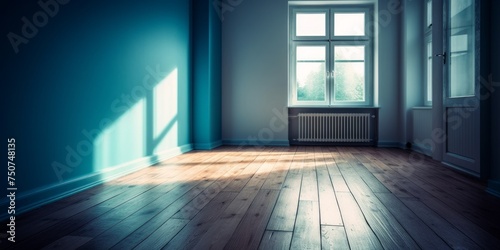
xmin=288 ymin=5 xmax=374 ymax=107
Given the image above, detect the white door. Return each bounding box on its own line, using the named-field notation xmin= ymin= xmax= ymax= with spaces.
xmin=440 ymin=0 xmax=480 ymax=176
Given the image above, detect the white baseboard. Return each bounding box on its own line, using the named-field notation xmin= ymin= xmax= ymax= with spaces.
xmin=0 ymin=144 xmax=192 ymax=222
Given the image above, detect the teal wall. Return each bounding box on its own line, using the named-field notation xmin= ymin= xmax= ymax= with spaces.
xmin=193 ymin=0 xmax=222 ymax=150
xmin=1 ymin=0 xmax=193 ymax=216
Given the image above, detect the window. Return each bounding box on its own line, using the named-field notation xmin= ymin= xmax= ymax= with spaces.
xmin=289 ymin=6 xmax=373 ymax=106
xmin=424 ymin=0 xmax=432 ymax=105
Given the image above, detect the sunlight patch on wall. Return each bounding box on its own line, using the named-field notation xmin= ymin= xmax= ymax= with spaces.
xmin=93 ymin=99 xmax=146 ymax=171
xmin=91 ymin=67 xmax=180 ymax=174
xmin=153 ymin=68 xmax=179 ymax=153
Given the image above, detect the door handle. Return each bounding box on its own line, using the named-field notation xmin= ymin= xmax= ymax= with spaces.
xmin=435 ymin=52 xmax=446 ymax=64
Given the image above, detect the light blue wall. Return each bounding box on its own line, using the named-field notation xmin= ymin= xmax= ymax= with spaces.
xmin=221 ymin=0 xmax=289 ymax=146
xmin=221 ymin=0 xmax=403 ymax=146
xmin=193 ymin=0 xmax=222 ymax=150
xmin=377 ymin=0 xmax=404 ymax=146
xmin=1 ymin=0 xmax=192 ymax=216
xmin=402 ymin=0 xmax=424 ymax=144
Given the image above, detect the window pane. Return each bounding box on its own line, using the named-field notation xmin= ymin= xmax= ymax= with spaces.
xmin=296 ymin=46 xmax=326 ymax=101
xmin=297 ymin=46 xmax=326 ymax=61
xmin=334 ymin=46 xmax=365 ymax=102
xmin=334 ymin=13 xmax=365 ymax=36
xmin=450 ymin=34 xmax=473 ymax=97
xmin=427 ymin=42 xmax=433 ymax=102
xmin=334 ymin=62 xmax=364 ymax=101
xmin=335 ymin=46 xmax=364 ymax=61
xmin=296 ymin=13 xmax=326 ymax=37
xmin=427 ymin=0 xmax=432 ymax=27
xmin=449 ymin=0 xmax=474 ymax=97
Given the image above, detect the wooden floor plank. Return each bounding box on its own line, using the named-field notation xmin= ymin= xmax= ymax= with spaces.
xmin=195 ymin=151 xmax=288 ymax=249
xmin=321 ymin=225 xmax=350 ymax=250
xmin=41 ymin=236 xmax=92 ymax=250
xmin=373 ymin=171 xmax=415 ymax=198
xmin=223 ymin=148 xmax=267 ymax=192
xmin=338 ymin=162 xmax=420 ymax=249
xmin=315 ymin=151 xmax=343 ymax=226
xmin=290 ymin=200 xmax=321 ymax=250
xmin=324 ymin=148 xmax=351 ymax=193
xmin=266 ymin=148 xmax=304 ymax=232
xmin=244 ymin=147 xmax=281 ymax=190
xmin=299 ymin=147 xmax=318 ymax=202
xmin=259 ymin=231 xmax=292 ymax=250
xmin=354 ymin=163 xmax=391 ymax=194
xmin=323 ymin=147 xmax=343 ymax=176
xmin=171 ymin=149 xmax=248 ymax=220
xmin=374 ymin=192 xmax=451 ymax=249
xmin=111 ymin=193 xmax=235 ymax=248
xmin=225 ymin=189 xmax=280 ymax=249
xmin=133 ymin=219 xmax=189 ymax=250
xmin=192 ymin=187 xmax=261 ymax=249
xmin=162 ymin=191 xmax=238 ymax=250
xmin=265 ymin=172 xmax=302 ymax=232
xmin=300 ymin=164 xmax=318 ymax=201
xmin=335 ymin=192 xmax=382 ymax=250
xmin=402 ymin=198 xmax=480 ymax=249
xmin=262 ymin=147 xmax=296 ymax=190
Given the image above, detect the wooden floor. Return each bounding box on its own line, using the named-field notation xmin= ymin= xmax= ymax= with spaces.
xmin=4 ymin=146 xmax=500 ymax=249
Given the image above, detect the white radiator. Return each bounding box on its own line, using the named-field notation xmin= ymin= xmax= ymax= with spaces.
xmin=297 ymin=113 xmax=371 ymax=142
